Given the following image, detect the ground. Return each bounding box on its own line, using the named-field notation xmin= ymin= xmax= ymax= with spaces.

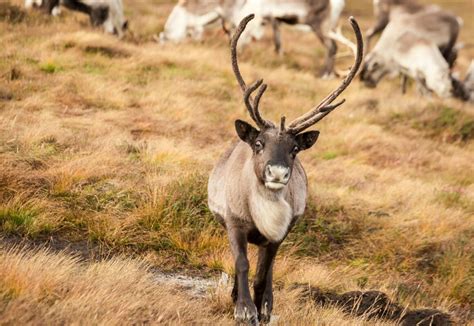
xmin=0 ymin=0 xmax=473 ymax=324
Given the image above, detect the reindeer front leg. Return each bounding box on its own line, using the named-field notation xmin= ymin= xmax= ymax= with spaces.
xmin=253 ymin=243 xmax=280 ymax=324
xmin=228 ymin=225 xmax=258 ymax=325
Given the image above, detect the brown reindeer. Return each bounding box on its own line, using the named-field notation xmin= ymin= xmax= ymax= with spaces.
xmin=208 ymin=14 xmax=363 ymax=325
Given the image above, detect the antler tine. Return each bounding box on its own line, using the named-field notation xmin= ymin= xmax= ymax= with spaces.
xmin=231 ymin=14 xmax=273 ymax=129
xmin=253 ymin=83 xmax=273 ymax=128
xmin=288 ymin=99 xmax=346 ymax=133
xmin=288 ymin=17 xmax=364 ymax=134
xmin=244 ymin=79 xmax=263 ymax=126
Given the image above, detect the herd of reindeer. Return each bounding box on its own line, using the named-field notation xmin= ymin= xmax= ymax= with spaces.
xmin=20 ymin=0 xmax=471 ymax=325
xmin=25 ymin=0 xmax=474 ymax=102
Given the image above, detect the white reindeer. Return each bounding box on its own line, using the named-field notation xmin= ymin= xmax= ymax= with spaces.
xmin=360 ymin=7 xmax=462 ymax=98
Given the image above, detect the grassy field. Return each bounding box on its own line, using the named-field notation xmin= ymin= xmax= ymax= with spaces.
xmin=0 ymin=0 xmax=473 ymax=324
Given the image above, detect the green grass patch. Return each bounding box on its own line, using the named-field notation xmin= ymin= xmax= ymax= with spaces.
xmin=39 ymin=62 xmax=62 ymax=74
xmin=321 ymin=151 xmax=339 ymax=160
xmin=0 ymin=207 xmax=37 ymax=235
xmin=83 ymin=62 xmax=107 ymax=75
xmin=159 ymin=61 xmax=194 ymax=79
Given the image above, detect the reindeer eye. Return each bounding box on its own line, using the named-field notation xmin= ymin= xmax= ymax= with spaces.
xmin=255 ymin=140 xmax=264 ymax=152
xmin=291 ymin=146 xmax=299 ymax=157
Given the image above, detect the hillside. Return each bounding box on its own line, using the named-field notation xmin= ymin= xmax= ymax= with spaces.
xmin=0 ymin=0 xmax=473 ymax=324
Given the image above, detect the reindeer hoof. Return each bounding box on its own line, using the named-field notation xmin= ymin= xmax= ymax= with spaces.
xmin=235 ymin=300 xmax=259 ymax=326
xmin=259 ymin=301 xmax=272 ymax=324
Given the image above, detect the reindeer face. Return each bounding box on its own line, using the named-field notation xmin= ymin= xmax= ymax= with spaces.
xmin=235 ymin=121 xmax=319 ymax=191
xmin=360 ymin=54 xmax=390 ymax=88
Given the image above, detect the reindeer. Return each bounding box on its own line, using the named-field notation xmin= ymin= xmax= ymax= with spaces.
xmin=360 ymin=8 xmax=461 ymax=98
xmin=208 ymin=14 xmax=363 ymax=325
xmin=24 ymin=0 xmax=128 ymax=38
xmin=366 ymin=0 xmax=460 ymax=67
xmin=236 ymin=0 xmax=355 ymax=78
xmin=158 ymin=0 xmax=243 ymax=44
xmin=159 ymin=0 xmax=355 ymax=78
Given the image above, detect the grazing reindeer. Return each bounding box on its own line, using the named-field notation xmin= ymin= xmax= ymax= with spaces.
xmin=360 ymin=8 xmax=461 ymax=98
xmin=238 ymin=0 xmax=354 ymax=78
xmin=366 ymin=0 xmax=460 ymax=67
xmin=25 ymin=0 xmax=128 ymax=38
xmin=159 ymin=0 xmax=356 ymax=78
xmin=208 ymin=14 xmax=363 ymax=324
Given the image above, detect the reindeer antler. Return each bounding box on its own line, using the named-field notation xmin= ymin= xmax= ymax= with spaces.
xmin=287 ymin=17 xmax=364 ymax=134
xmin=231 ymin=14 xmax=274 ymax=129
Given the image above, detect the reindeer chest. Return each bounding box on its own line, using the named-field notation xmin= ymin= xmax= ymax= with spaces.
xmin=248 ymin=192 xmax=293 ymax=243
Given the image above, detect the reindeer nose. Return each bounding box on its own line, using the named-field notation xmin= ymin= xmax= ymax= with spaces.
xmin=265 ymin=165 xmax=290 ymax=184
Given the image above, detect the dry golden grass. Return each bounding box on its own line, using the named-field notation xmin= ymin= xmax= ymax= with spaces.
xmin=0 ymin=0 xmax=473 ymax=324
xmin=0 ymin=245 xmax=397 ymax=325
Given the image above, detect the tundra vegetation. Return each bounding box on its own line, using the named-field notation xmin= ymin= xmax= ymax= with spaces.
xmin=0 ymin=0 xmax=473 ymax=324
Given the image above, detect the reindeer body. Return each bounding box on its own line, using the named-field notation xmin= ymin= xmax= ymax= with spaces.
xmin=367 ymin=0 xmax=460 ymax=67
xmin=366 ymin=0 xmax=425 ymax=49
xmin=361 ymin=8 xmax=460 ymax=98
xmin=209 ymin=140 xmax=307 ymax=244
xmin=208 ymin=14 xmax=363 ymax=325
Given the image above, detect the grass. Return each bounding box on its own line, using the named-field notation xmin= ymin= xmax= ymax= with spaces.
xmin=382 ymin=105 xmax=474 ymax=143
xmin=0 ymin=0 xmax=473 ymax=324
xmin=0 ymin=207 xmax=37 ymax=235
xmin=39 ymin=61 xmax=62 ymax=74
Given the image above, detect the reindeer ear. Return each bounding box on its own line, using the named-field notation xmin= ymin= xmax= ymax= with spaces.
xmin=235 ymin=120 xmax=259 ymax=145
xmin=295 ymin=131 xmax=319 ymax=151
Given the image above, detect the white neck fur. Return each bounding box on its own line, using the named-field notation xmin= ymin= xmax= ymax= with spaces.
xmin=248 ymin=180 xmax=293 ymax=243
